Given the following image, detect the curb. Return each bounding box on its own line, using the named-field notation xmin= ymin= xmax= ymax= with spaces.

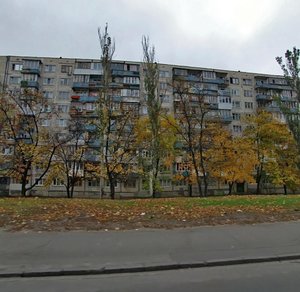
xmin=1 ymin=254 xmax=300 ymax=278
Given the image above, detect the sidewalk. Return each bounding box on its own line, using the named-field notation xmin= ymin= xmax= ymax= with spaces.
xmin=1 ymin=221 xmax=300 ymax=277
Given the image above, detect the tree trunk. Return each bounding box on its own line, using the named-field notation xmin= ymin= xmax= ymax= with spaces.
xmin=256 ymin=167 xmax=262 ymax=195
xmin=228 ymin=182 xmax=234 ymax=195
xmin=109 ymin=175 xmax=115 ymax=200
xmin=283 ymin=184 xmax=287 ymax=195
xmin=188 ymin=183 xmax=192 ymax=197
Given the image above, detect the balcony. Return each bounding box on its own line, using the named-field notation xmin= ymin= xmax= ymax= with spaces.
xmin=280 ymin=95 xmax=294 ymax=102
xmin=218 ymin=90 xmax=231 ymax=96
xmin=255 ymin=81 xmax=290 ymax=90
xmin=263 ymin=105 xmax=281 ymax=113
xmin=88 ymin=139 xmax=101 ymax=148
xmin=256 ymin=94 xmax=273 ymax=101
xmin=122 ymin=97 xmax=140 ymax=103
xmin=112 ymin=70 xmax=140 ymax=77
xmin=202 ymin=77 xmax=228 ymax=85
xmin=208 ymin=103 xmax=218 ymax=110
xmin=85 ymin=124 xmax=97 ymax=132
xmin=220 ymin=116 xmax=233 ymax=123
xmin=21 ymin=68 xmax=40 ymax=75
xmin=20 ymin=80 xmax=39 ymax=89
xmin=78 ymin=96 xmax=98 ymax=103
xmin=84 ymin=154 xmax=100 ymax=162
xmin=72 ymin=82 xmax=89 ymax=89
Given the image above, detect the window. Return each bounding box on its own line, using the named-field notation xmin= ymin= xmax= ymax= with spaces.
xmin=23 ymin=60 xmax=40 ymax=69
xmin=174 ymin=68 xmax=187 ymax=76
xmin=88 ymin=180 xmax=100 ymax=187
xmin=41 ymin=105 xmax=52 ymax=113
xmin=232 ymin=113 xmax=241 ymax=120
xmin=161 ymin=95 xmax=170 ymax=103
xmin=219 ymin=97 xmax=231 ymax=103
xmin=43 ymin=78 xmax=54 ymax=85
xmin=53 ymin=178 xmax=64 ymax=186
xmin=58 ymin=119 xmax=67 ymax=127
xmin=123 ymin=77 xmax=139 ymax=84
xmin=244 ymin=90 xmax=252 ymax=97
xmin=23 ymin=74 xmax=38 ymax=81
xmin=106 ymin=180 xmax=118 ymax=187
xmin=202 ymin=71 xmax=216 ymax=79
xmin=232 ymin=101 xmax=241 ymax=108
xmin=231 ymin=89 xmax=240 ymax=96
xmin=141 ymin=150 xmax=149 ymax=158
xmin=76 ymin=62 xmax=91 ymax=69
xmin=91 ymin=63 xmax=102 ymax=70
xmin=10 ymin=76 xmax=21 ymax=84
xmin=1 ymin=147 xmax=13 ymax=155
xmin=12 ymin=64 xmax=23 ymax=71
xmin=159 ymin=70 xmax=170 ymax=78
xmin=205 ymin=95 xmax=218 ymax=104
xmin=74 ymin=75 xmax=89 ymax=83
xmin=121 ymin=89 xmax=140 ymax=97
xmin=35 ymin=178 xmax=45 ymax=186
xmin=44 ymin=65 xmax=56 ymax=72
xmin=160 ymin=82 xmax=168 ymax=90
xmin=245 ymin=102 xmax=253 ymax=109
xmin=124 ymin=179 xmax=136 ymax=188
xmin=23 ymin=74 xmax=37 ymax=81
xmin=43 ymin=91 xmax=54 ymax=99
xmin=176 ymin=163 xmax=190 ymax=172
xmin=41 ymin=119 xmax=50 ymax=127
xmin=159 ymin=179 xmax=172 ymax=187
xmin=61 ymin=65 xmax=72 ymax=74
xmin=125 ymin=64 xmax=139 ymax=71
xmin=58 ymin=105 xmax=69 ymax=113
xmin=243 ymin=78 xmax=252 ymax=85
xmin=86 ymin=103 xmax=96 ymax=111
xmin=60 ymin=78 xmax=69 ymax=85
xmin=58 ymin=91 xmax=69 ymax=100
xmin=230 ymin=77 xmax=239 ymax=84
xmin=233 ymin=125 xmax=242 ymax=133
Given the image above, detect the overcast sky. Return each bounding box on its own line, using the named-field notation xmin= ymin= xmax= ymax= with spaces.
xmin=0 ymin=0 xmax=299 ymax=75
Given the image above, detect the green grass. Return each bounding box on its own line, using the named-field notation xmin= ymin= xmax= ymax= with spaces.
xmin=1 ymin=195 xmax=300 ymax=212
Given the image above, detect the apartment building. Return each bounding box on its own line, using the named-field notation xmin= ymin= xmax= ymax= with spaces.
xmin=0 ymin=55 xmax=295 ymax=197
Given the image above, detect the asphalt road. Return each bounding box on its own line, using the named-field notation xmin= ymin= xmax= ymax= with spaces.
xmin=1 ymin=260 xmax=300 ymax=292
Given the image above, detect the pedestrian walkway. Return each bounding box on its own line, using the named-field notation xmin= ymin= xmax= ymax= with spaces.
xmin=1 ymin=221 xmax=300 ymax=277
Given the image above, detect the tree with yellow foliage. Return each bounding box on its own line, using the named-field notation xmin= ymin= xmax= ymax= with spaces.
xmin=244 ymin=110 xmax=299 ymax=194
xmin=207 ymin=126 xmax=257 ymax=195
xmin=135 ymin=115 xmax=176 ymax=196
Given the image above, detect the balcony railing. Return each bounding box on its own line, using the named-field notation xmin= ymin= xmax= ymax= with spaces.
xmin=112 ymin=70 xmax=140 ymax=77
xmin=72 ymin=82 xmax=89 ymax=89
xmin=20 ymin=80 xmax=39 ymax=89
xmin=218 ymin=90 xmax=231 ymax=96
xmin=21 ymin=68 xmax=40 ymax=75
xmin=256 ymin=94 xmax=273 ymax=101
xmin=255 ymin=81 xmax=290 ymax=90
xmin=220 ymin=116 xmax=233 ymax=123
